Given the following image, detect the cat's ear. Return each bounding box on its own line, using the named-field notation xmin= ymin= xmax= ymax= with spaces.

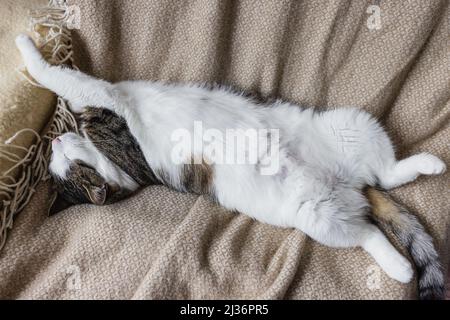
xmin=48 ymin=192 xmax=72 ymax=216
xmin=83 ymin=184 xmax=107 ymax=205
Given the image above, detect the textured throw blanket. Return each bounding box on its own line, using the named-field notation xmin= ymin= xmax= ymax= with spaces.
xmin=0 ymin=0 xmax=53 ymax=160
xmin=0 ymin=0 xmax=56 ymax=247
xmin=0 ymin=0 xmax=76 ymax=250
xmin=1 ymin=0 xmax=449 ymax=299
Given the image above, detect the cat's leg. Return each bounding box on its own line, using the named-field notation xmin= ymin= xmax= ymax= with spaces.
xmin=377 ymin=153 xmax=446 ymax=190
xmin=341 ymin=110 xmax=448 ymax=189
xmin=15 ymin=34 xmax=116 ymax=113
xmin=363 ymin=126 xmax=446 ymax=189
xmin=359 ymin=224 xmax=413 ymax=283
xmin=323 ymin=108 xmax=446 ymax=189
xmin=294 ymin=193 xmax=413 ymax=283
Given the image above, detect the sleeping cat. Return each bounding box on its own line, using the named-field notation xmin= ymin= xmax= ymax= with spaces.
xmin=16 ymin=34 xmax=446 ymax=299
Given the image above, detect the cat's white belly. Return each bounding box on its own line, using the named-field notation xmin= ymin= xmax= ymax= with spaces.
xmin=211 ymin=157 xmax=328 ymax=228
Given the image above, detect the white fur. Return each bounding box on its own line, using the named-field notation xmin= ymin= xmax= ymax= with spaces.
xmin=16 ymin=34 xmax=447 ymax=283
xmin=49 ymin=132 xmax=138 ymax=191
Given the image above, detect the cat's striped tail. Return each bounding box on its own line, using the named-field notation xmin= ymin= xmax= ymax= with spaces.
xmin=366 ymin=188 xmax=445 ymax=300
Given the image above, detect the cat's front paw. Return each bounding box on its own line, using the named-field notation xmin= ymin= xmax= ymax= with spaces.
xmin=68 ymin=102 xmax=86 ymax=114
xmin=15 ymin=34 xmax=42 ymax=67
xmin=15 ymin=33 xmax=36 ymax=52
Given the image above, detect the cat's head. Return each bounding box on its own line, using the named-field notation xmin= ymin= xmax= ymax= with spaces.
xmin=47 ymin=132 xmax=136 ymax=215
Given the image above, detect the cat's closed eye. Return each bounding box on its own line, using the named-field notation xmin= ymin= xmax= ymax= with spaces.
xmin=48 ymin=159 xmax=116 ymax=215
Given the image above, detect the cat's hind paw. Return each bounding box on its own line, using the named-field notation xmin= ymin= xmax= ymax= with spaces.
xmin=387 ymin=255 xmax=414 ymax=284
xmin=417 ymin=153 xmax=446 ymax=175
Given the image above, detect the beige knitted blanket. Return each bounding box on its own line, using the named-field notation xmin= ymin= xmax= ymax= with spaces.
xmin=0 ymin=0 xmax=449 ymax=299
xmin=0 ymin=0 xmax=55 ymax=248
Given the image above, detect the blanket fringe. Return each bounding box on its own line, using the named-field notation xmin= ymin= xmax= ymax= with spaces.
xmin=0 ymin=0 xmax=78 ymax=251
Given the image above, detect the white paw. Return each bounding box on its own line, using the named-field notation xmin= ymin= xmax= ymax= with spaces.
xmin=15 ymin=33 xmax=35 ymax=51
xmin=384 ymin=255 xmax=414 ymax=283
xmin=68 ymin=102 xmax=86 ymax=114
xmin=417 ymin=153 xmax=446 ymax=175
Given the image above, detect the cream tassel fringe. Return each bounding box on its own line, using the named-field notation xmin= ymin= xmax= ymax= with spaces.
xmin=0 ymin=0 xmax=78 ymax=251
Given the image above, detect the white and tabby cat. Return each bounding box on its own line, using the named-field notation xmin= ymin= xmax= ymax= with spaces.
xmin=15 ymin=34 xmax=446 ymax=299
